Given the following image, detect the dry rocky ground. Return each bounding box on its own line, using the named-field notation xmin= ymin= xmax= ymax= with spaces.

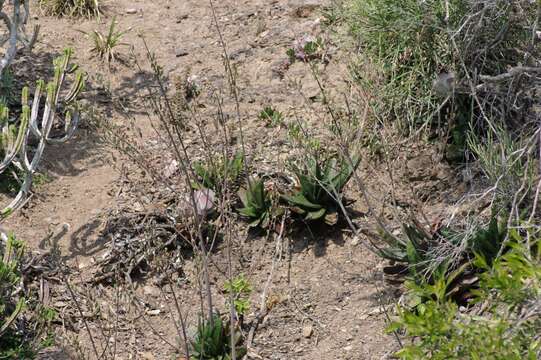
xmin=2 ymin=0 xmax=465 ymax=359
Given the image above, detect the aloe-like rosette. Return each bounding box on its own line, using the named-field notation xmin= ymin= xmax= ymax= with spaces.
xmin=190 ymin=315 xmax=246 ymax=360
xmin=238 ymin=178 xmax=272 ymax=228
xmin=282 ymin=154 xmax=359 ymax=225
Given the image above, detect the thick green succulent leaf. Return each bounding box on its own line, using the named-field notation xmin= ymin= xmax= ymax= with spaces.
xmin=282 ymin=193 xmax=323 ymax=210
xmin=238 ymin=188 xmax=249 ymax=207
xmin=238 ymin=206 xmax=258 ymax=218
xmin=305 ymin=207 xmax=326 ymax=221
xmin=298 ymin=173 xmax=318 ymax=201
xmin=331 ymin=155 xmax=360 ymax=192
xmin=378 ymin=246 xmax=409 ymax=262
xmin=248 ymin=217 xmax=262 ymax=228
xmin=261 ymin=212 xmax=270 ymax=228
xmin=249 ymin=178 xmax=265 ymax=207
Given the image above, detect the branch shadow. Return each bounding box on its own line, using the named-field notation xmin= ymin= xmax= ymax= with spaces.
xmin=64 ymin=218 xmax=107 ymax=261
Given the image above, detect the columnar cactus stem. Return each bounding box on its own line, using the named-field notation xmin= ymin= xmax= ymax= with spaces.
xmin=0 ymin=0 xmax=39 ymax=77
xmin=0 ymin=49 xmax=85 ymax=220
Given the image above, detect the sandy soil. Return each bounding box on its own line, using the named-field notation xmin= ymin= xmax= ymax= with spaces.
xmin=0 ymin=0 xmax=447 ymax=358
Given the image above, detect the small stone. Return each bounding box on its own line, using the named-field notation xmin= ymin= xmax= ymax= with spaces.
xmin=344 ymin=345 xmax=353 ymax=352
xmin=163 ymin=160 xmax=179 ymax=178
xmin=302 ymin=324 xmax=313 ymax=338
xmin=141 ymin=353 xmax=155 ymax=360
xmin=176 ymin=14 xmax=189 ymax=23
xmin=350 ymin=235 xmax=361 ymax=246
xmin=126 ymin=8 xmax=138 ymax=14
xmin=143 ymin=285 xmax=160 ymax=297
xmin=175 ymin=49 xmax=189 ymax=57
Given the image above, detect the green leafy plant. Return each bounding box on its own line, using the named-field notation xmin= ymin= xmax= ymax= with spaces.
xmin=258 ymin=106 xmax=284 ymax=128
xmin=89 ymin=17 xmax=128 ymax=63
xmin=191 ymin=315 xmax=246 ymax=360
xmin=389 ymin=231 xmax=541 ymax=359
xmin=0 ymin=234 xmax=33 ymax=359
xmin=238 ymin=178 xmax=273 ymax=229
xmin=193 ymin=151 xmax=244 ymax=195
xmin=224 ymin=274 xmax=252 ymax=319
xmin=39 ymin=0 xmax=101 ymax=18
xmin=282 ymin=154 xmax=359 ymax=225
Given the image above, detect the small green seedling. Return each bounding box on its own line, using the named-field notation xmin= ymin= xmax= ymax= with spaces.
xmin=224 ymin=274 xmax=252 ymax=319
xmin=89 ymin=17 xmax=128 ymax=63
xmin=258 ymin=107 xmax=284 ymax=128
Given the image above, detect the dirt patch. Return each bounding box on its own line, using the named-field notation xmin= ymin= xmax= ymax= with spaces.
xmin=0 ymin=0 xmax=436 ymax=358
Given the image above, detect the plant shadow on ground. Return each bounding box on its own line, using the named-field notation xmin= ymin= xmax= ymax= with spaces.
xmin=67 ymin=219 xmax=107 ymax=260
xmin=286 ymin=209 xmax=365 ymax=258
xmin=84 ymin=66 xmax=158 ymax=117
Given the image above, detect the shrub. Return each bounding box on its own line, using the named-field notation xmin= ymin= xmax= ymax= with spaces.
xmin=0 ymin=234 xmax=32 ymax=358
xmin=0 ymin=49 xmax=84 ymax=219
xmin=345 ymin=0 xmax=537 ymax=133
xmin=467 ymin=126 xmax=536 ymax=208
xmin=379 ymin=216 xmax=507 ymax=297
xmin=389 ymin=231 xmax=541 ymax=359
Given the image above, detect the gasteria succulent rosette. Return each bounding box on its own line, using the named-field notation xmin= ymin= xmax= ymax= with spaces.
xmin=237 ymin=178 xmax=273 ymax=229
xmin=282 ymin=153 xmax=360 ymax=225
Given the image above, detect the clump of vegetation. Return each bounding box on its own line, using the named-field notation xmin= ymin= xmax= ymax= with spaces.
xmin=381 ymin=217 xmax=506 ymax=275
xmin=0 ymin=234 xmax=55 ymax=358
xmin=345 ymin=0 xmax=537 ymax=134
xmin=389 ymin=232 xmax=541 ymax=359
xmin=258 ymin=106 xmax=284 ymax=128
xmin=193 ymin=151 xmax=244 ymax=195
xmin=0 ymin=234 xmax=31 ymax=358
xmin=282 ymin=154 xmax=359 ymax=225
xmin=89 ymin=17 xmax=128 ymax=64
xmin=39 ymin=0 xmax=101 ymax=18
xmin=238 ymin=178 xmax=273 ymax=229
xmin=191 ymin=315 xmax=246 ymax=360
xmin=0 ymin=49 xmax=84 ymax=220
xmin=467 ymin=126 xmax=536 ymax=208
xmin=380 ymin=217 xmax=507 ymax=302
xmin=223 ymin=274 xmax=252 ymax=321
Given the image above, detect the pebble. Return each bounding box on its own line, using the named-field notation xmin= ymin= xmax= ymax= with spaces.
xmin=126 ymin=8 xmax=138 ymax=14
xmin=302 ymin=324 xmax=313 ymax=338
xmin=175 ymin=49 xmax=189 ymax=57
